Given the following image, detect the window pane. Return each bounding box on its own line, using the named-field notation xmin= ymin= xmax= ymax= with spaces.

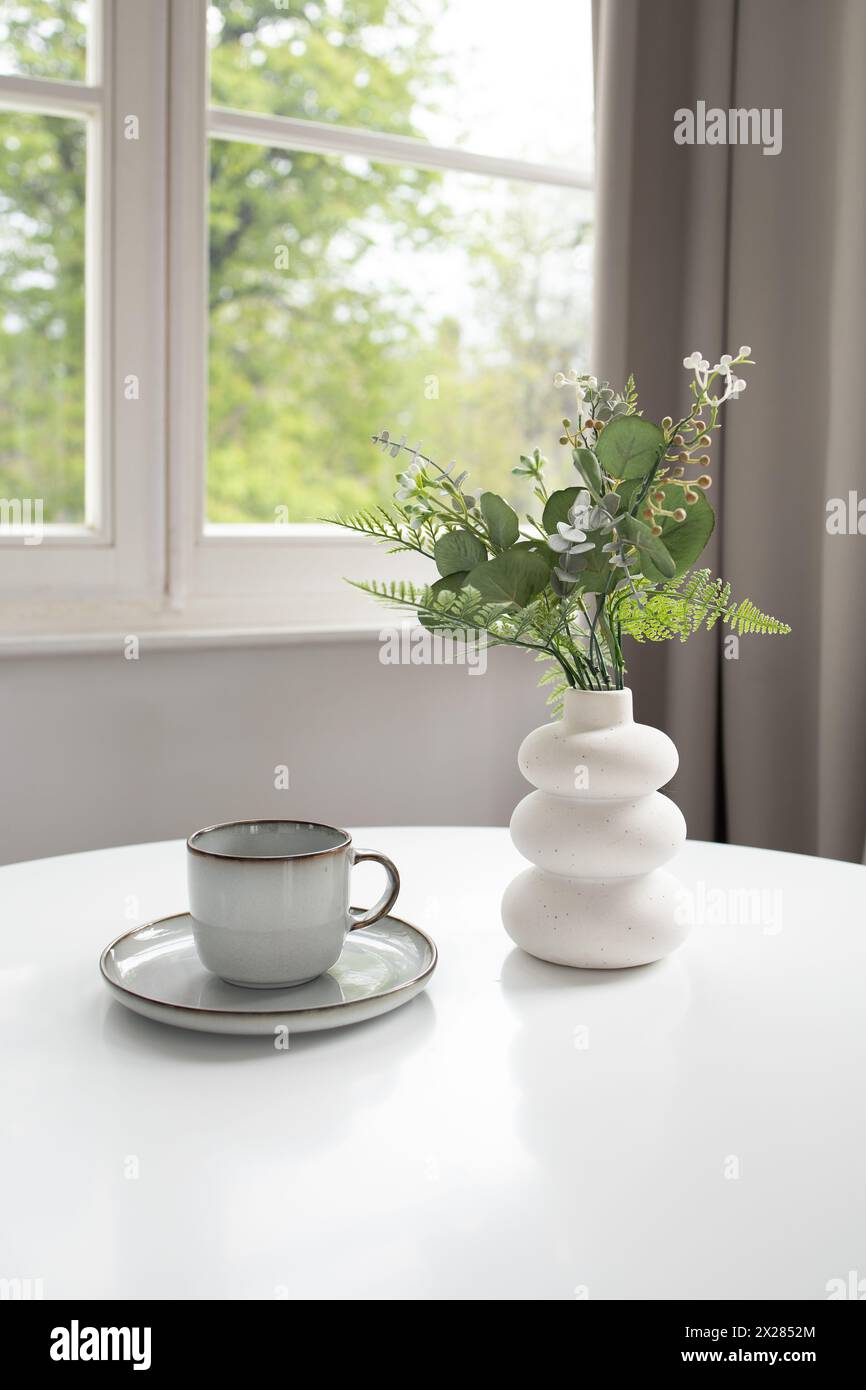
xmin=0 ymin=1 xmax=89 ymax=83
xmin=208 ymin=0 xmax=593 ymax=170
xmin=207 ymin=141 xmax=591 ymax=523
xmin=0 ymin=110 xmax=87 ymax=523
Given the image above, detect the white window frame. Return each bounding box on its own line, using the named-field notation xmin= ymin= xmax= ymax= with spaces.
xmin=0 ymin=0 xmax=167 ymax=604
xmin=1 ymin=0 xmax=593 ymax=642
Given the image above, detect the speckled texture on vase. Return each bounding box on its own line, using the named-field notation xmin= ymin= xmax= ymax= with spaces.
xmin=502 ymin=688 xmax=691 ymax=968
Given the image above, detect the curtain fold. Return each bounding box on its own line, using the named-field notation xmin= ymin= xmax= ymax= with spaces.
xmin=592 ymin=0 xmax=866 ymax=861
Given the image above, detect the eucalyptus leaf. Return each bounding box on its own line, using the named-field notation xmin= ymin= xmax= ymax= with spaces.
xmin=511 ymin=539 xmax=556 ymax=569
xmin=573 ymin=448 xmax=604 ymax=497
xmin=574 ymin=543 xmax=612 ymax=594
xmin=430 ymin=571 xmax=468 ymax=597
xmin=466 ymin=550 xmax=550 ymax=607
xmin=480 ymin=492 xmax=520 ymax=549
xmin=614 ymin=477 xmax=642 ymax=513
xmin=434 ymin=528 xmax=488 ymax=577
xmin=618 ymin=513 xmax=676 ymax=578
xmin=644 ymin=534 xmax=676 ymax=579
xmin=596 ymin=415 xmax=665 ymax=480
xmin=641 ymin=487 xmax=715 ymax=580
xmin=542 ymin=486 xmax=581 ymax=535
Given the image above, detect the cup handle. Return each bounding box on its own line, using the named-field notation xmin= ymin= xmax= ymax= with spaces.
xmin=348 ymin=848 xmax=400 ymax=931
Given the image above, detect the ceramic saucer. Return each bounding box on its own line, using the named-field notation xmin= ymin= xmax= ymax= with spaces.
xmin=100 ymin=912 xmax=436 ymax=1036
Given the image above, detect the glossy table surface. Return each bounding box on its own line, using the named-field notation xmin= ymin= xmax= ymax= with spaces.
xmin=2 ymin=828 xmax=864 ymax=1301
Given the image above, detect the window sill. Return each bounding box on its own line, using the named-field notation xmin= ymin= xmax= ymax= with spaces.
xmin=0 ymin=594 xmax=402 ymax=658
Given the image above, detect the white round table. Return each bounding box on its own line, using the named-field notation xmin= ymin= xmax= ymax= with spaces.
xmin=2 ymin=829 xmax=864 ymax=1301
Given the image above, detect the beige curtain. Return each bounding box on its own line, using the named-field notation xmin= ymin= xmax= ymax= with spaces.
xmin=592 ymin=0 xmax=866 ymax=861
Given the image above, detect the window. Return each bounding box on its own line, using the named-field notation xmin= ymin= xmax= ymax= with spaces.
xmin=0 ymin=0 xmax=167 ymax=609
xmin=1 ymin=0 xmax=594 ymax=640
xmin=0 ymin=106 xmax=88 ymax=525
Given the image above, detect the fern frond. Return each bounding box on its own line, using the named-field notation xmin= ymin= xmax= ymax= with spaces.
xmin=612 ymin=568 xmax=791 ymax=643
xmin=535 ymin=652 xmax=570 ymax=717
xmin=350 ymin=578 xmax=428 ymax=607
xmin=348 ymin=579 xmax=510 ymax=634
xmin=325 ymin=508 xmax=432 ymax=556
xmin=723 ymin=597 xmax=791 ymax=636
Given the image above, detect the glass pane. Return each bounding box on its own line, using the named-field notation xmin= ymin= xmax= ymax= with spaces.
xmin=208 ymin=0 xmax=593 ymax=170
xmin=206 ymin=141 xmax=591 ymax=523
xmin=0 ymin=1 xmax=89 ymax=83
xmin=0 ymin=110 xmax=87 ymax=523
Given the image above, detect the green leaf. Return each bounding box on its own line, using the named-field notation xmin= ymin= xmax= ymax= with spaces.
xmin=466 ymin=550 xmax=551 ymax=607
xmin=573 ymin=448 xmax=603 ymax=497
xmin=433 ymin=528 xmax=488 ymax=577
xmin=642 ymin=487 xmax=715 ymax=580
xmin=596 ymin=415 xmax=665 ymax=480
xmin=542 ymin=487 xmax=580 ymax=535
xmin=576 ymin=543 xmax=613 ymax=594
xmin=512 ymin=539 xmax=556 ymax=569
xmin=430 ymin=571 xmax=468 ymax=597
xmin=420 ymin=572 xmax=470 ymax=628
xmin=618 ymin=513 xmax=677 ymax=579
xmin=480 ymin=492 xmax=520 ymax=549
xmin=613 ymin=478 xmax=642 ymax=513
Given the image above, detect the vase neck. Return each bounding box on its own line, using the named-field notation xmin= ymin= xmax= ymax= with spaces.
xmin=561 ymin=687 xmax=633 ymax=732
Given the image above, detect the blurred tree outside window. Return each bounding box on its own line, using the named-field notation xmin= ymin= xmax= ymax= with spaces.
xmin=0 ymin=1 xmax=593 ymax=531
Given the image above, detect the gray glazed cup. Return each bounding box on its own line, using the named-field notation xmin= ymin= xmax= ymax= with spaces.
xmin=186 ymin=820 xmax=400 ymax=988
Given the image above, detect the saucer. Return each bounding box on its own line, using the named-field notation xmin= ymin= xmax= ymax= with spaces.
xmin=99 ymin=913 xmax=437 ymax=1036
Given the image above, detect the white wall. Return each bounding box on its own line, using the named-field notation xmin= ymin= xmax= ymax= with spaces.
xmin=0 ymin=637 xmax=550 ymax=865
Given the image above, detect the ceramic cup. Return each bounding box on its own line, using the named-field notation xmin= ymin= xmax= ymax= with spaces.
xmin=186 ymin=820 xmax=400 ymax=988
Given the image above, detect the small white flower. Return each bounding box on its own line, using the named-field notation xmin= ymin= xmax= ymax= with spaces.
xmin=707 ymin=371 xmax=746 ymax=406
xmin=554 ymin=368 xmax=581 ymax=389
xmin=738 ymin=345 xmax=752 ymax=357
xmin=683 ymin=350 xmax=710 ymax=389
xmin=714 ymin=353 xmax=735 ymax=373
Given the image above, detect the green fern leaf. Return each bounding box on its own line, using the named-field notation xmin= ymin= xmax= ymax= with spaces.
xmin=613 ymin=568 xmax=791 ymax=643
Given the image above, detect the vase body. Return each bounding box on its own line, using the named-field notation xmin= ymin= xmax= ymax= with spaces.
xmin=501 ymin=688 xmax=689 ymax=968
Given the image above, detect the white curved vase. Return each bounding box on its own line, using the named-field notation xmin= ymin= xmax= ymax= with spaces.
xmin=502 ymin=688 xmax=689 ymax=968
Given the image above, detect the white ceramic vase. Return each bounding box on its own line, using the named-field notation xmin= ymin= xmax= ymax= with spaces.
xmin=501 ymin=688 xmax=689 ymax=968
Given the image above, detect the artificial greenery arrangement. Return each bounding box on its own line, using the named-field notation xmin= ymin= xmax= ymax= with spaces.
xmin=329 ymin=348 xmax=790 ymax=697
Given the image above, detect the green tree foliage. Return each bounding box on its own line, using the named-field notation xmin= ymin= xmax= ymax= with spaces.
xmin=0 ymin=105 xmax=86 ymax=521
xmin=0 ymin=1 xmax=590 ymax=525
